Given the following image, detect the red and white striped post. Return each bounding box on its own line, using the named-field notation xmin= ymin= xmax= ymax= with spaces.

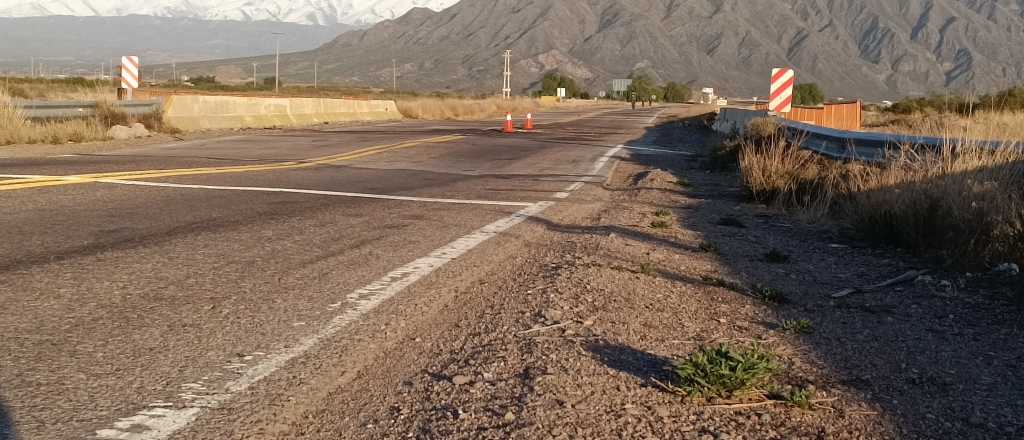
xmin=120 ymin=56 xmax=140 ymax=100
xmin=769 ymin=67 xmax=794 ymax=114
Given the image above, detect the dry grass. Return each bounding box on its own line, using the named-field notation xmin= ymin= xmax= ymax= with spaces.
xmin=0 ymin=92 xmax=108 ymax=145
xmin=863 ymin=111 xmax=1024 ymax=142
xmin=738 ymin=129 xmax=1024 ymax=268
xmin=1 ymin=78 xmax=115 ymax=101
xmin=0 ymin=91 xmax=177 ymax=146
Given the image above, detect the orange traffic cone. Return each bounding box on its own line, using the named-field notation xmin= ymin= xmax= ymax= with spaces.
xmin=503 ymin=113 xmax=515 ymax=133
xmin=523 ymin=113 xmax=535 ymax=130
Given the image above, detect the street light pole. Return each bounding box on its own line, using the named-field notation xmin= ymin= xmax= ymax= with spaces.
xmin=253 ymin=63 xmax=258 ymax=88
xmin=314 ymin=62 xmax=318 ymax=89
xmin=393 ymin=59 xmax=397 ymax=93
xmin=271 ymin=32 xmax=284 ymax=94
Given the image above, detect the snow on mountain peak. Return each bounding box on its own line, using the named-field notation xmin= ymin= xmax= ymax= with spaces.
xmin=0 ymin=0 xmax=459 ymax=26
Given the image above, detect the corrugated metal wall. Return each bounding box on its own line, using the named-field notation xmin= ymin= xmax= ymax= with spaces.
xmin=755 ymin=101 xmax=862 ymax=130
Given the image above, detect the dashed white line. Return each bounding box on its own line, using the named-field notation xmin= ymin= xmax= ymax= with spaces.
xmin=95 ymin=179 xmax=535 ymax=207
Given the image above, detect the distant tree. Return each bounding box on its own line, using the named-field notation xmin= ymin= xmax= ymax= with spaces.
xmin=793 ymin=83 xmax=825 ymax=106
xmin=263 ymin=76 xmax=283 ymax=88
xmin=540 ymin=72 xmax=580 ymax=98
xmin=579 ymin=91 xmax=592 ymax=100
xmin=190 ymin=75 xmax=218 ymax=85
xmin=627 ymin=70 xmax=659 ymax=101
xmin=662 ymin=82 xmax=691 ymax=103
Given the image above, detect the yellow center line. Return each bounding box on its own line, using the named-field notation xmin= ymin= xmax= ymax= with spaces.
xmin=0 ymin=135 xmax=463 ymax=192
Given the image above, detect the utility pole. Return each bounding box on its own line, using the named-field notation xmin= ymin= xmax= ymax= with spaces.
xmin=253 ymin=63 xmax=258 ymax=88
xmin=502 ymin=50 xmax=512 ymax=99
xmin=271 ymin=32 xmax=285 ymax=94
xmin=392 ymin=59 xmax=397 ymax=93
xmin=172 ymin=61 xmax=177 ymax=84
xmin=314 ymin=62 xmax=318 ymax=89
xmin=30 ymin=57 xmax=34 ymax=77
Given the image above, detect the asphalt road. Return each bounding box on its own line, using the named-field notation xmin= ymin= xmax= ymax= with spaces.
xmin=0 ymin=105 xmax=676 ymax=439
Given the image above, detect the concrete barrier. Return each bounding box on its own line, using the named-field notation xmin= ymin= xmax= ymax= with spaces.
xmin=712 ymin=107 xmax=770 ymax=135
xmin=162 ymin=95 xmax=403 ymax=131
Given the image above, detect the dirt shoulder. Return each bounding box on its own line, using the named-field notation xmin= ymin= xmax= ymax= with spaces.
xmin=180 ymin=109 xmax=1022 ymax=439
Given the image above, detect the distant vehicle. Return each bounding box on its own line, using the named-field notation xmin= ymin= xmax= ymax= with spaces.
xmin=881 ymin=100 xmax=894 ymax=108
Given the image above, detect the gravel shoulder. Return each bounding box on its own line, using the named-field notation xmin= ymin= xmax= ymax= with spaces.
xmin=178 ymin=109 xmax=1023 ymax=440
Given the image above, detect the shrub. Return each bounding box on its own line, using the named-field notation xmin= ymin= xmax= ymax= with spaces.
xmin=663 ymin=81 xmax=692 ymax=103
xmin=190 ymin=75 xmax=218 ymax=86
xmin=735 ymin=132 xmax=1024 ymax=268
xmin=650 ymin=219 xmax=672 ymax=229
xmin=673 ymin=344 xmax=778 ymax=400
xmin=769 ymin=385 xmax=816 ymax=409
xmin=781 ymin=319 xmax=813 ymax=334
xmin=793 ymin=83 xmax=825 ymax=106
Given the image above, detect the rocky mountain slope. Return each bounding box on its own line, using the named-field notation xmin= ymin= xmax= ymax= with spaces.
xmin=174 ymin=0 xmax=1024 ymax=98
xmin=0 ymin=0 xmax=458 ymax=26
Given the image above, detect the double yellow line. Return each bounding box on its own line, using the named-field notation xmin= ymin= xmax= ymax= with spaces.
xmin=0 ymin=135 xmax=463 ymax=192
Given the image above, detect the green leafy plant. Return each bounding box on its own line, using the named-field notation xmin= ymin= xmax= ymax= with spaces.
xmin=673 ymin=344 xmax=778 ymax=400
xmin=769 ymin=386 xmax=816 ymax=410
xmin=754 ymin=285 xmax=787 ymax=304
xmin=781 ymin=319 xmax=813 ymax=334
xmin=650 ymin=219 xmax=672 ymax=229
xmin=793 ymin=83 xmax=825 ymax=106
xmin=654 ymin=209 xmax=673 ymax=218
xmin=639 ymin=262 xmax=657 ymax=276
xmin=698 ymin=241 xmax=719 ymax=253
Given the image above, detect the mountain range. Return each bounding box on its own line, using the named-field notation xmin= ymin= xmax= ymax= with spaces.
xmin=168 ymin=0 xmax=1024 ymax=99
xmin=0 ymin=0 xmax=458 ymax=26
xmin=0 ymin=16 xmax=351 ymax=76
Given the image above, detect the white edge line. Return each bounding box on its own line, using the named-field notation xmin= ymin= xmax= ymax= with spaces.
xmin=551 ymin=145 xmax=623 ymax=199
xmin=93 ymin=120 xmax=628 ymax=440
xmin=94 ymin=200 xmax=554 ymax=440
xmin=94 ymin=179 xmax=535 ymax=207
xmin=622 ymin=145 xmax=696 ymax=156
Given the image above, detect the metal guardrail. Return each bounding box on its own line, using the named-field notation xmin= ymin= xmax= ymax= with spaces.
xmin=11 ymin=99 xmax=163 ymax=120
xmin=714 ymin=107 xmax=1015 ymax=163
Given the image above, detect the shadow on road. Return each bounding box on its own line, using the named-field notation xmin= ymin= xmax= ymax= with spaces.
xmin=0 ymin=399 xmax=15 ymax=440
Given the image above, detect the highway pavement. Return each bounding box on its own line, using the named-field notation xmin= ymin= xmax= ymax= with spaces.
xmin=0 ymin=105 xmax=675 ymax=439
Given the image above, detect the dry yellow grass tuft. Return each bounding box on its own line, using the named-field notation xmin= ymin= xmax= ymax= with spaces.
xmin=737 ymin=128 xmax=1024 ymax=268
xmin=863 ymin=110 xmax=1024 ymax=142
xmin=2 ymin=79 xmax=115 ymax=101
xmin=0 ymin=92 xmax=109 ymax=145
